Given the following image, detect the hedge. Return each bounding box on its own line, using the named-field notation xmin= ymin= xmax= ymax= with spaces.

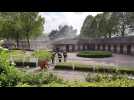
xmin=55 ymin=62 xmax=134 ymax=75
xmin=14 ymin=62 xmax=37 ymax=68
xmin=77 ymin=51 xmax=112 ymax=58
xmin=7 ymin=50 xmax=52 ymax=67
xmin=32 ymin=50 xmax=52 ymax=61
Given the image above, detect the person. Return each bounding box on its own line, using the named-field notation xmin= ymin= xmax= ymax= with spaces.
xmin=58 ymin=52 xmax=62 ymax=62
xmin=39 ymin=59 xmax=49 ymax=70
xmin=63 ymin=50 xmax=67 ymax=62
xmin=51 ymin=51 xmax=56 ymax=64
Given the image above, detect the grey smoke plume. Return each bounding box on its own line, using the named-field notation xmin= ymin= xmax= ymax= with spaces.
xmin=48 ymin=25 xmax=77 ymax=40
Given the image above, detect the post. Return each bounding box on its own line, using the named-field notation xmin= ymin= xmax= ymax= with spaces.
xmin=111 ymin=45 xmax=114 ymax=52
xmin=131 ymin=44 xmax=134 ymax=56
xmin=123 ymin=45 xmax=127 ymax=55
xmin=36 ymin=58 xmax=38 ymax=67
xmin=105 ymin=45 xmax=108 ymax=51
xmin=117 ymin=45 xmax=120 ymax=54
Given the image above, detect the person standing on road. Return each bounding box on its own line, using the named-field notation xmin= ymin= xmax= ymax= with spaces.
xmin=63 ymin=50 xmax=67 ymax=62
xmin=58 ymin=52 xmax=62 ymax=62
xmin=51 ymin=51 xmax=56 ymax=64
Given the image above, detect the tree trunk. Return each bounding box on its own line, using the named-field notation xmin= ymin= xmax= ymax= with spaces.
xmin=26 ymin=34 xmax=30 ymax=49
xmin=16 ymin=33 xmax=19 ymax=48
xmin=121 ymin=24 xmax=125 ymax=37
xmin=16 ymin=39 xmax=19 ymax=48
xmin=108 ymin=33 xmax=111 ymax=38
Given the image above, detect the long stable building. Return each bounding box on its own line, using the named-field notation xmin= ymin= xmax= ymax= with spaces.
xmin=52 ymin=36 xmax=134 ymax=56
xmin=3 ymin=36 xmax=134 ymax=56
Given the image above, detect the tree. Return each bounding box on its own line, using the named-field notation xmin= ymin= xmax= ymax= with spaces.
xmin=80 ymin=15 xmax=94 ymax=38
xmin=17 ymin=12 xmax=45 ymax=48
xmin=0 ymin=12 xmax=23 ymax=47
xmin=112 ymin=12 xmax=130 ymax=37
xmin=126 ymin=12 xmax=134 ymax=33
xmin=99 ymin=12 xmax=119 ymax=38
xmin=0 ymin=12 xmax=45 ymax=48
xmin=80 ymin=13 xmax=105 ymax=38
xmin=80 ymin=12 xmax=119 ymax=38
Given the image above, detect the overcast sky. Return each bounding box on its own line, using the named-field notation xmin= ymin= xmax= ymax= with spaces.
xmin=40 ymin=12 xmax=103 ymax=35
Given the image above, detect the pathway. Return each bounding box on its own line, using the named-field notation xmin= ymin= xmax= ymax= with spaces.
xmin=67 ymin=53 xmax=134 ymax=68
xmin=25 ymin=52 xmax=134 ymax=82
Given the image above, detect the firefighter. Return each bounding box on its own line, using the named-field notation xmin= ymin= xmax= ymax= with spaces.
xmin=51 ymin=51 xmax=56 ymax=64
xmin=58 ymin=52 xmax=62 ymax=63
xmin=63 ymin=50 xmax=67 ymax=62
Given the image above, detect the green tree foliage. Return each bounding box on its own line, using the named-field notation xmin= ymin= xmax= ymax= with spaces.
xmin=0 ymin=12 xmax=45 ymax=48
xmin=19 ymin=12 xmax=45 ymax=48
xmin=99 ymin=12 xmax=119 ymax=38
xmin=113 ymin=12 xmax=130 ymax=37
xmin=80 ymin=13 xmax=106 ymax=38
xmin=0 ymin=12 xmax=23 ymax=47
xmin=80 ymin=15 xmax=94 ymax=38
xmin=80 ymin=12 xmax=134 ymax=38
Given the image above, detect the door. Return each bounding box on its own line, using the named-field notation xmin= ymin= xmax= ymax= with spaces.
xmin=114 ymin=45 xmax=117 ymax=53
xmin=120 ymin=45 xmax=123 ymax=54
xmin=127 ymin=45 xmax=131 ymax=55
xmin=66 ymin=45 xmax=69 ymax=52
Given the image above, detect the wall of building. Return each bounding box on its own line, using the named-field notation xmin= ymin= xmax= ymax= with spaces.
xmin=53 ymin=36 xmax=134 ymax=56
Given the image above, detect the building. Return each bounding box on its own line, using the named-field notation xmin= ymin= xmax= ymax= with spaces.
xmin=3 ymin=35 xmax=134 ymax=56
xmin=52 ymin=36 xmax=134 ymax=56
xmin=52 ymin=37 xmax=93 ymax=52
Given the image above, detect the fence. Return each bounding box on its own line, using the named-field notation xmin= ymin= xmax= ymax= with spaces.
xmin=9 ymin=56 xmax=38 ymax=68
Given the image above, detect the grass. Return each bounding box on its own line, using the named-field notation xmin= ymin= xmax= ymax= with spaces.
xmin=21 ymin=78 xmax=134 ymax=87
xmin=8 ymin=49 xmax=52 ymax=62
xmin=8 ymin=50 xmax=32 ymax=62
xmin=39 ymin=72 xmax=134 ymax=87
xmin=32 ymin=50 xmax=52 ymax=61
xmin=3 ymin=50 xmax=52 ymax=67
xmin=77 ymin=51 xmax=112 ymax=58
xmin=55 ymin=61 xmax=134 ymax=75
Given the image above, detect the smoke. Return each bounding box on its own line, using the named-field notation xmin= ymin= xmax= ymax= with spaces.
xmin=48 ymin=25 xmax=77 ymax=41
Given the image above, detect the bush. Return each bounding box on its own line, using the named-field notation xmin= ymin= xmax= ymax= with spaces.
xmin=0 ymin=50 xmax=24 ymax=87
xmin=77 ymin=51 xmax=112 ymax=58
xmin=21 ymin=71 xmax=63 ymax=85
xmin=32 ymin=50 xmax=52 ymax=61
xmin=85 ymin=73 xmax=129 ymax=83
xmin=85 ymin=73 xmax=103 ymax=82
xmin=0 ymin=71 xmax=23 ymax=87
xmin=55 ymin=62 xmax=134 ymax=75
xmin=16 ymin=83 xmax=32 ymax=87
xmin=0 ymin=48 xmax=63 ymax=87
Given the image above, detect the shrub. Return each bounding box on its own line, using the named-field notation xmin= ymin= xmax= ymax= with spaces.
xmin=21 ymin=71 xmax=63 ymax=85
xmin=77 ymin=51 xmax=112 ymax=58
xmin=0 ymin=49 xmax=63 ymax=87
xmin=16 ymin=83 xmax=32 ymax=87
xmin=85 ymin=73 xmax=129 ymax=83
xmin=0 ymin=71 xmax=23 ymax=87
xmin=85 ymin=73 xmax=103 ymax=82
xmin=32 ymin=50 xmax=52 ymax=61
xmin=0 ymin=50 xmax=24 ymax=87
xmin=55 ymin=62 xmax=134 ymax=75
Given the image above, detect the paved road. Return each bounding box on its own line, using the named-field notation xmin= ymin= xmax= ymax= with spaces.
xmin=67 ymin=53 xmax=134 ymax=68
